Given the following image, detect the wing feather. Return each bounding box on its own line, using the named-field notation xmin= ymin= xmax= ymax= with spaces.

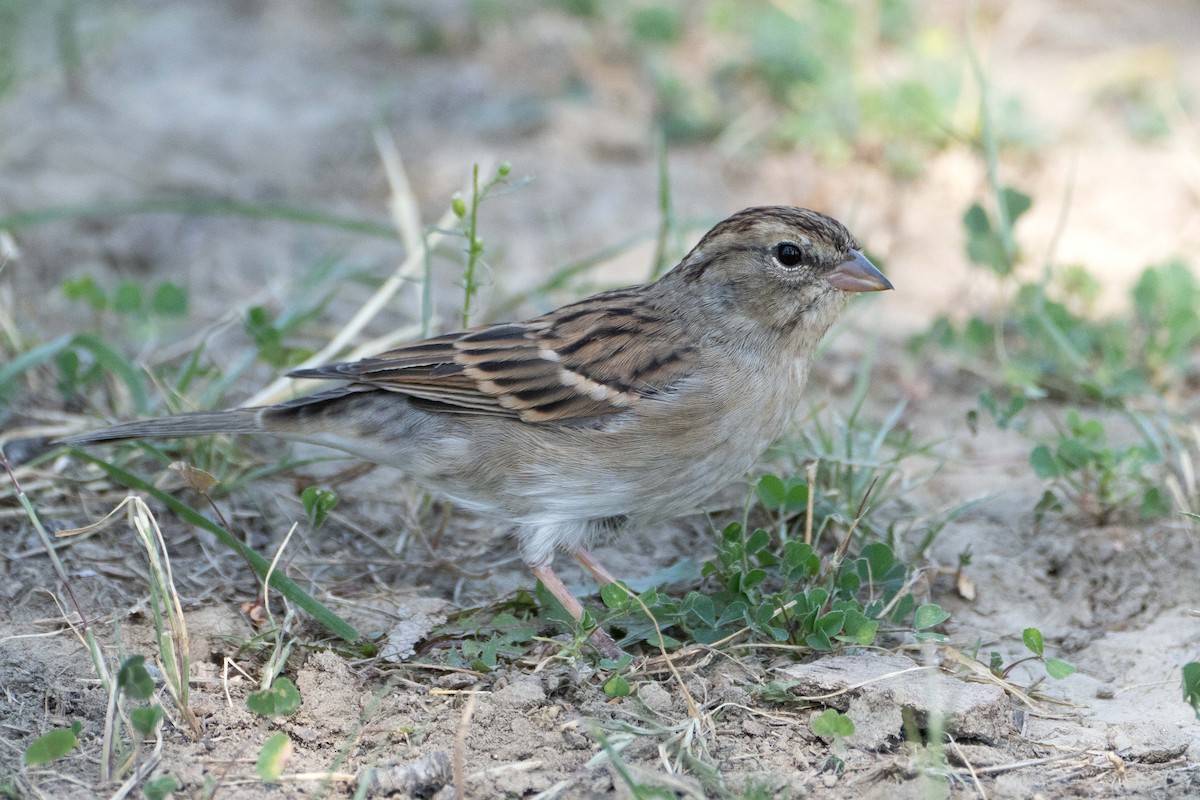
xmin=287 ymin=288 xmax=697 ymax=424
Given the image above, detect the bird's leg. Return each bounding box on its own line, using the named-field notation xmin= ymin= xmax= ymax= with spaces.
xmin=529 ymin=561 xmax=623 ymax=659
xmin=573 ymin=547 xmax=619 ymax=587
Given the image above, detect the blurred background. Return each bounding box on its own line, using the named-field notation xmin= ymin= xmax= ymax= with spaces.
xmin=3 ymin=4 xmax=1200 ymax=793
xmin=2 ymin=0 xmax=1198 ymax=351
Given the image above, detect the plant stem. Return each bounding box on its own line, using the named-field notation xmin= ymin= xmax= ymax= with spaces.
xmin=462 ymin=164 xmax=482 ymax=328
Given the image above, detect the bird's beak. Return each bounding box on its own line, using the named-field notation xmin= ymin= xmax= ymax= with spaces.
xmin=826 ymin=250 xmax=893 ymax=293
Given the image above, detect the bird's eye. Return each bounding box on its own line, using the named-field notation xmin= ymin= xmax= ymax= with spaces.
xmin=774 ymin=242 xmax=804 ymax=267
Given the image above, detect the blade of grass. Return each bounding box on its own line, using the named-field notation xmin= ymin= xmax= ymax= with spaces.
xmin=649 ymin=131 xmax=675 ymax=281
xmin=128 ymin=498 xmax=201 ymax=737
xmin=0 ymin=334 xmax=71 ymax=400
xmin=71 ymin=450 xmax=359 ymax=643
xmin=0 ymin=197 xmax=397 ymax=238
xmin=0 ymin=332 xmax=151 ymax=411
xmin=3 ymin=449 xmax=117 ymax=780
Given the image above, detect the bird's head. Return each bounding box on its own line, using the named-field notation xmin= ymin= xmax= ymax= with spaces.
xmin=659 ymin=206 xmax=892 ymax=351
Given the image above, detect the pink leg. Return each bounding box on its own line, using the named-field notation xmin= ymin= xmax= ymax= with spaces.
xmin=530 ymin=561 xmax=623 ymax=659
xmin=573 ymin=548 xmax=619 ymax=587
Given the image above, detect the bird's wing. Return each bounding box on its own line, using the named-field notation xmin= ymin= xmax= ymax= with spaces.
xmin=287 ymin=287 xmax=697 ymax=424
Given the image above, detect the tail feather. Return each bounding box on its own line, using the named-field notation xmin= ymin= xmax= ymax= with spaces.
xmin=59 ymin=408 xmax=264 ymax=446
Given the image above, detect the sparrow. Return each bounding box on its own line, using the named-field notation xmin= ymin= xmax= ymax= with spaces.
xmin=63 ymin=206 xmax=892 ymax=658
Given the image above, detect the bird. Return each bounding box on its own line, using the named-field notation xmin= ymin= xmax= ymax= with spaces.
xmin=62 ymin=206 xmax=892 ymax=658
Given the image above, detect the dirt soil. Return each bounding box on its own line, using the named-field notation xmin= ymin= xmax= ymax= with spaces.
xmin=2 ymin=1 xmax=1199 ymax=798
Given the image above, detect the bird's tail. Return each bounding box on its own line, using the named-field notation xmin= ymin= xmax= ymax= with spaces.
xmin=59 ymin=408 xmax=265 ymax=446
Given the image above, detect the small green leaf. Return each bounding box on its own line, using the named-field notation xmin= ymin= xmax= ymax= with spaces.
xmin=888 ymin=593 xmax=915 ymax=625
xmin=756 ymin=474 xmax=786 ymax=509
xmin=810 ymin=708 xmax=855 ymax=739
xmin=963 ymin=316 xmax=994 ymax=350
xmin=838 ymin=611 xmax=877 ymax=646
xmin=1033 ymin=489 xmax=1064 ymax=522
xmin=682 ymin=592 xmax=716 ymax=627
xmin=113 ymin=280 xmax=144 ymax=314
xmin=1022 ymin=627 xmax=1045 ymax=656
xmin=151 ymin=282 xmax=189 ymax=316
xmin=783 ymin=541 xmax=819 ymax=579
xmin=631 ymin=6 xmax=683 ymax=43
xmin=246 ymin=676 xmax=301 ymax=718
xmin=1056 ymin=438 xmax=1093 ymax=470
xmin=300 ymin=486 xmax=338 ymax=529
xmin=1044 ymin=658 xmax=1076 ymax=680
xmin=962 ymin=203 xmax=991 ymax=236
xmin=785 ymin=481 xmax=809 ymax=509
xmin=859 ymin=542 xmax=896 ymax=580
xmin=600 ymin=582 xmax=629 ymax=610
xmin=816 ymin=611 xmax=845 ymax=637
xmin=742 ymin=569 xmax=768 ymax=591
xmin=1000 ymin=187 xmax=1033 ymax=224
xmin=745 ymin=528 xmax=771 ymax=555
xmin=603 ymin=674 xmax=632 ymax=697
xmin=130 ymin=705 xmax=165 ymax=737
xmin=62 ymin=275 xmax=107 ymax=310
xmin=256 ymin=732 xmax=292 ymax=782
xmin=1030 ymin=445 xmax=1060 ymax=478
xmin=24 ymin=727 xmax=79 ymax=766
xmin=805 ymin=629 xmax=833 ymax=651
xmin=118 ymin=655 xmax=156 ymax=701
xmin=963 ymin=203 xmax=1011 ymax=276
xmin=1183 ymin=662 xmax=1200 ymax=719
xmin=913 ymin=603 xmax=950 ymax=631
xmin=480 ymin=635 xmax=499 ymax=670
xmin=143 ymin=775 xmax=180 ymax=800
xmin=1141 ymin=487 xmax=1171 ymax=518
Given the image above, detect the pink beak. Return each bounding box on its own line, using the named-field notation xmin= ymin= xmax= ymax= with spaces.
xmin=826 ymin=250 xmax=893 ymax=293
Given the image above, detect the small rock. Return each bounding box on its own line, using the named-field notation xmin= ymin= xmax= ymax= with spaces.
xmin=492 ymin=678 xmax=546 ymax=710
xmin=433 ymin=671 xmax=478 ymax=690
xmin=1106 ymin=722 xmax=1191 ymax=763
xmin=638 ymin=682 xmax=673 ymax=715
xmin=289 ymin=725 xmax=320 ymax=743
xmin=946 ymin=742 xmax=1014 ymax=769
xmin=778 ymin=652 xmax=1011 ymax=749
xmin=742 ymin=718 xmax=767 ymax=737
xmin=377 ymin=598 xmax=452 ymax=661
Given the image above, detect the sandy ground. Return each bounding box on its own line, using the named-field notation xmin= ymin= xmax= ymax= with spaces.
xmin=2 ymin=1 xmax=1198 ymax=797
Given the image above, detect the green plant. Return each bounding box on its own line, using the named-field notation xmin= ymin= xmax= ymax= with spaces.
xmin=601 ymin=658 xmax=636 ymax=698
xmin=448 ymin=161 xmax=520 ymax=327
xmin=1030 ymin=409 xmax=1170 ymax=523
xmin=784 ymin=399 xmax=928 ymax=542
xmin=23 ymin=721 xmax=82 ymax=767
xmin=142 ymin=775 xmax=180 ymax=800
xmin=433 ymin=598 xmax=541 ymax=672
xmin=1183 ymin=662 xmax=1200 ymax=720
xmin=246 ymin=676 xmax=302 ymax=718
xmin=256 ymin=732 xmax=293 ymax=783
xmin=921 ymin=159 xmax=1198 ymax=525
xmin=810 ymin=708 xmax=855 ymax=772
xmin=988 ymin=627 xmax=1076 ymax=682
xmin=415 ymin=492 xmax=942 ymax=667
xmin=116 ymin=655 xmax=167 ymax=738
xmin=301 ymin=485 xmax=338 ymax=528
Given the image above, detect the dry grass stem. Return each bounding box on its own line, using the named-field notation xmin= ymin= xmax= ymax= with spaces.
xmin=453 ymin=686 xmax=480 ymax=799
xmin=242 ymin=153 xmax=478 ymax=408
